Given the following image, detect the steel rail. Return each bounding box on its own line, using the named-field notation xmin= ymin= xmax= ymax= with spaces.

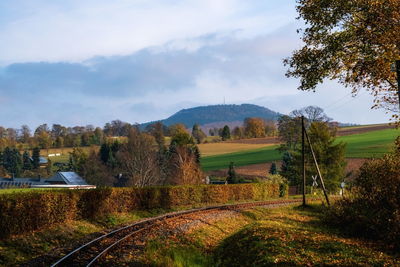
xmin=51 ymin=198 xmax=304 ymax=266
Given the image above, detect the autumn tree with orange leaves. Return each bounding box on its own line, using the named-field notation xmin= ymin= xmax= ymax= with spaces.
xmin=285 ymin=0 xmax=400 ymax=121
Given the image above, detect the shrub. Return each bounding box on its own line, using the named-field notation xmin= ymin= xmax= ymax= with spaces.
xmin=0 ymin=183 xmax=282 ymax=238
xmin=324 ymin=144 xmax=400 ymax=250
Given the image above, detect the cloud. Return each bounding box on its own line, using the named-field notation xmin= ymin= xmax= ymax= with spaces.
xmin=0 ymin=1 xmax=390 ymax=128
xmin=0 ymin=0 xmax=297 ymax=64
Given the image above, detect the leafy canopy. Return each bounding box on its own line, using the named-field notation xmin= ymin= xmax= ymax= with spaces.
xmin=285 ymin=0 xmax=400 ymax=117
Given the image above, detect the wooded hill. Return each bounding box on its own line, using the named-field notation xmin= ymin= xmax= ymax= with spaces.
xmin=142 ymin=104 xmax=281 ymax=128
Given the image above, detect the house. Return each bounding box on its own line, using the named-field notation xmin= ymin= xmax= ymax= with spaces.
xmin=29 ymin=156 xmax=48 ymax=168
xmin=0 ymin=172 xmax=95 ymax=189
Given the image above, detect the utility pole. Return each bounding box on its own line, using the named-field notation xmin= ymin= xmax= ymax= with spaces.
xmin=304 ymin=129 xmax=330 ymax=206
xmin=301 ymin=116 xmax=306 ymax=206
xmin=396 ymin=60 xmax=400 ymax=111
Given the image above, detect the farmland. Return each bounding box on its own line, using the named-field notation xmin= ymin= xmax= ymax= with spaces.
xmin=200 ymin=127 xmax=399 ymax=171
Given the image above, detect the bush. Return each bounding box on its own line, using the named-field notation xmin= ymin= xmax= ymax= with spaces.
xmin=324 ymin=145 xmax=400 ymax=250
xmin=0 ymin=183 xmax=282 ymax=238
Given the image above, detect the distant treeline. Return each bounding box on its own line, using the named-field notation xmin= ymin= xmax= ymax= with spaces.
xmin=0 ymin=117 xmax=279 ymax=151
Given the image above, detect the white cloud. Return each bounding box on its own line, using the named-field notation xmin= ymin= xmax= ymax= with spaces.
xmin=0 ymin=0 xmax=297 ymax=64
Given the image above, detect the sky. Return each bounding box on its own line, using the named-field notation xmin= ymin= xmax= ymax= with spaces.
xmin=0 ymin=0 xmax=391 ymax=129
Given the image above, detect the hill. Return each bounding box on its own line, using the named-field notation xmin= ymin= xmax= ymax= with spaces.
xmin=142 ymin=104 xmax=281 ymax=128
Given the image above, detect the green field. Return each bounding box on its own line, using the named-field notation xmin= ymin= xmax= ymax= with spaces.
xmin=337 ymin=128 xmax=399 ymax=158
xmin=201 ymin=128 xmax=399 ymax=171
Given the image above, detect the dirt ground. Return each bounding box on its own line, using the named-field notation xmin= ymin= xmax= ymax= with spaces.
xmin=336 ymin=124 xmax=394 ymax=136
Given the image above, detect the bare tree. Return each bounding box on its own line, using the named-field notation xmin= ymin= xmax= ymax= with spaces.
xmin=290 ymin=106 xmax=331 ymax=123
xmin=117 ymin=129 xmax=161 ymax=187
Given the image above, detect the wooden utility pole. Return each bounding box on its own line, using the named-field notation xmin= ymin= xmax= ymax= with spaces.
xmin=396 ymin=60 xmax=400 ymax=111
xmin=301 ymin=116 xmax=306 ymax=206
xmin=304 ymin=129 xmax=330 ymax=206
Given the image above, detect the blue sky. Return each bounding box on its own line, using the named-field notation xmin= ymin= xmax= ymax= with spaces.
xmin=0 ymin=0 xmax=390 ymax=128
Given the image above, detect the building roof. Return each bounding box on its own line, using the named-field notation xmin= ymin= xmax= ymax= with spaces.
xmin=28 ymin=156 xmax=48 ymax=164
xmin=46 ymin=172 xmax=88 ymax=185
xmin=0 ymin=177 xmax=47 ymax=188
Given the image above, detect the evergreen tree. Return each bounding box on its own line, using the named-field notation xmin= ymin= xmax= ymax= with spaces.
xmin=32 ymin=147 xmax=41 ymax=169
xmin=3 ymin=148 xmax=22 ymax=177
xmin=269 ymin=162 xmax=277 ymax=175
xmin=227 ymin=162 xmax=238 ymax=184
xmin=280 ymin=151 xmax=296 ymax=184
xmin=221 ymin=125 xmax=231 ymax=141
xmin=22 ymin=151 xmax=33 ymax=170
xmin=99 ymin=143 xmax=110 ymax=164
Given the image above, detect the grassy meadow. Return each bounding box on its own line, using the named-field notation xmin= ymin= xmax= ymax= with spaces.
xmin=136 ymin=204 xmax=399 ymax=266
xmin=201 ymin=128 xmax=399 ymax=171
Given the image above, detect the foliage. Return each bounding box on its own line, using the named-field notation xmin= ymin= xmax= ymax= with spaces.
xmin=285 ymin=0 xmax=400 ymax=117
xmin=269 ymin=162 xmax=277 ymax=175
xmin=22 ymin=151 xmax=32 ymax=171
xmin=31 ymin=147 xmax=40 ymax=169
xmin=232 ymin=126 xmax=245 ymax=139
xmin=68 ymin=147 xmax=88 ymax=173
xmin=277 ymin=115 xmax=302 ymax=151
xmin=220 ymin=125 xmax=231 ymax=141
xmin=0 ymin=183 xmax=282 ymax=238
xmin=324 ymin=141 xmax=400 ymax=249
xmin=285 ymin=122 xmax=346 ymax=192
xmin=244 ymin=117 xmax=266 ymax=138
xmin=279 ymin=151 xmax=295 ymax=181
xmin=117 ymin=129 xmax=161 ymax=187
xmin=192 ymin=124 xmax=207 ymax=144
xmin=226 ymin=162 xmax=237 ymax=184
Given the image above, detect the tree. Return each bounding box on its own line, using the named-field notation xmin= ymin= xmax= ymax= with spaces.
xmin=290 ymin=106 xmax=331 ymax=123
xmin=232 ymin=126 xmax=244 ymax=139
xmin=81 ymin=150 xmax=115 ymax=186
xmin=3 ymin=148 xmax=22 ymax=177
xmin=227 ymin=162 xmax=238 ymax=184
xmin=284 ymin=0 xmax=400 ymax=118
xmin=167 ymin=146 xmax=204 ymax=185
xmin=147 ymin=122 xmax=166 ymax=151
xmin=117 ymin=129 xmax=162 ymax=187
xmin=168 ymin=124 xmax=187 ymax=136
xmin=192 ymin=124 xmax=207 ymax=144
xmin=282 ymin=122 xmax=346 ymax=191
xmin=269 ymin=162 xmax=278 ymax=175
xmin=22 ymin=151 xmax=32 ymax=171
xmin=69 ymin=148 xmax=88 ymax=173
xmin=32 ymin=147 xmax=41 ymax=169
xmin=277 ymin=115 xmax=303 ymax=151
xmin=220 ymin=125 xmax=231 ymax=141
xmin=244 ymin=118 xmax=266 ymax=138
xmin=280 ymin=151 xmax=296 ymax=184
xmin=264 ymin=121 xmax=277 ymax=136
xmin=19 ymin=125 xmax=31 ymax=144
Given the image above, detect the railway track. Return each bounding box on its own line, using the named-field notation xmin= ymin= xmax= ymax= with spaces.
xmin=51 ymin=199 xmax=304 ymax=266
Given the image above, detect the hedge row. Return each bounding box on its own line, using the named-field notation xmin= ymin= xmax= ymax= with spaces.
xmin=0 ymin=182 xmax=282 ymax=238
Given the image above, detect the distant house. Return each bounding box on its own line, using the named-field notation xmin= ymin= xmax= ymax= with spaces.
xmin=29 ymin=156 xmax=48 ymax=168
xmin=46 ymin=172 xmax=89 ymax=185
xmin=0 ymin=172 xmax=95 ymax=189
